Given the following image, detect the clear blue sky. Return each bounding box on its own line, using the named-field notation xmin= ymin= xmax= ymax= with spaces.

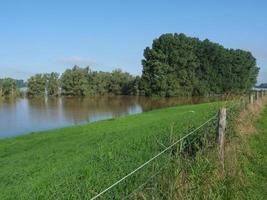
xmin=0 ymin=0 xmax=266 ymax=83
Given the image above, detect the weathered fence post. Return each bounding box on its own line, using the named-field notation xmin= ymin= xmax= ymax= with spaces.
xmin=241 ymin=97 xmax=246 ymax=110
xmin=217 ymin=108 xmax=227 ymax=173
xmin=249 ymin=94 xmax=254 ymax=104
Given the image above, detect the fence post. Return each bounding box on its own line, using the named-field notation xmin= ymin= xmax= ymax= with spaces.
xmin=217 ymin=108 xmax=227 ymax=173
xmin=249 ymin=94 xmax=254 ymax=104
xmin=241 ymin=97 xmax=246 ymax=110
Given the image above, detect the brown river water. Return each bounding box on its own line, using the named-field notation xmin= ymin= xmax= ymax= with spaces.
xmin=0 ymin=96 xmax=224 ymax=138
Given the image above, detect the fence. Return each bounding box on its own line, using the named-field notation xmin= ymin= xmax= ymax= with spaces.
xmin=90 ymin=90 xmax=267 ymax=200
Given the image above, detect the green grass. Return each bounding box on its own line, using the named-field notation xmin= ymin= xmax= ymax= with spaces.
xmin=236 ymin=107 xmax=267 ymax=199
xmin=0 ymin=102 xmax=223 ymax=200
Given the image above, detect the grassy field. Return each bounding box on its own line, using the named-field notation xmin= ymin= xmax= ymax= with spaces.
xmin=230 ymin=104 xmax=267 ymax=200
xmin=0 ymin=102 xmax=223 ymax=199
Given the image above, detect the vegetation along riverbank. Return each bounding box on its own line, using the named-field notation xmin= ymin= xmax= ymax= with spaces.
xmin=1 ymin=33 xmax=259 ymax=99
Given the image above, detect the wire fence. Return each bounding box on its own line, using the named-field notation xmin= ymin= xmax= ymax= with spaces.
xmin=89 ymin=91 xmax=267 ymax=200
xmin=90 ymin=114 xmax=217 ymax=200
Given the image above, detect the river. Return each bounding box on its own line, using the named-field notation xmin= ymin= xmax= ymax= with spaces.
xmin=0 ymin=96 xmax=223 ymax=138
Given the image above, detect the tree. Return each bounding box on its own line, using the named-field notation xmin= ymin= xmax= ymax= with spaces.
xmin=46 ymin=72 xmax=60 ymax=96
xmin=122 ymin=76 xmax=140 ymax=95
xmin=108 ymin=69 xmax=135 ymax=95
xmin=89 ymin=71 xmax=110 ymax=95
xmin=27 ymin=74 xmax=46 ymax=96
xmin=0 ymin=78 xmax=17 ymax=98
xmin=140 ymin=33 xmax=259 ymax=96
xmin=61 ymin=66 xmax=90 ymax=96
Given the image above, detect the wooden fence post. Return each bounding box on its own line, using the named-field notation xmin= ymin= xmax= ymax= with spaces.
xmin=249 ymin=94 xmax=254 ymax=104
xmin=241 ymin=97 xmax=245 ymax=110
xmin=217 ymin=108 xmax=227 ymax=173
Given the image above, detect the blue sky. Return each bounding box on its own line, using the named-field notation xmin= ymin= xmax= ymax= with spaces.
xmin=0 ymin=0 xmax=266 ymax=83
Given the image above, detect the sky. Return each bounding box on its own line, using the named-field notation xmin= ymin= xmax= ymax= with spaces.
xmin=0 ymin=0 xmax=266 ymax=83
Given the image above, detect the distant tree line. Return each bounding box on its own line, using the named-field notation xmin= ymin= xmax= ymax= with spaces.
xmin=1 ymin=33 xmax=260 ymax=98
xmin=26 ymin=66 xmax=140 ymax=97
xmin=139 ymin=33 xmax=259 ymax=96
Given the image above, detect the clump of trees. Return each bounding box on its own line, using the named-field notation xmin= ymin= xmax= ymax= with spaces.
xmin=139 ymin=33 xmax=259 ymax=96
xmin=27 ymin=66 xmax=139 ymax=97
xmin=27 ymin=73 xmax=60 ymax=97
xmin=46 ymin=72 xmax=60 ymax=96
xmin=2 ymin=33 xmax=260 ymax=98
xmin=0 ymin=78 xmax=17 ymax=98
xmin=27 ymin=74 xmax=47 ymax=96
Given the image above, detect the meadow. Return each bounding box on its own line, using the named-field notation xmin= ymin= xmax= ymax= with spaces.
xmin=0 ymin=102 xmax=224 ymax=199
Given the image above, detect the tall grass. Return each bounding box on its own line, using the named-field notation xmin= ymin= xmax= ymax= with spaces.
xmin=126 ymin=96 xmax=267 ymax=200
xmin=124 ymin=99 xmax=248 ymax=200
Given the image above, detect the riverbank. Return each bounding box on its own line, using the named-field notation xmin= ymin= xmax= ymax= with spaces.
xmin=0 ymin=102 xmax=223 ymax=199
xmin=225 ymin=97 xmax=267 ymax=199
xmin=1 ymin=98 xmax=266 ymax=199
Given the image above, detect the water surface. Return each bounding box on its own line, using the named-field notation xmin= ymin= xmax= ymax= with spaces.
xmin=0 ymin=96 xmax=222 ymax=138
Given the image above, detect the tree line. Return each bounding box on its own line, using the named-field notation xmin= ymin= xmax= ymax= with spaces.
xmin=26 ymin=66 xmax=140 ymax=97
xmin=1 ymin=33 xmax=259 ymax=98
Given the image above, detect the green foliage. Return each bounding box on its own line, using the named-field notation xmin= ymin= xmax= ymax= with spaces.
xmin=2 ymin=33 xmax=260 ymax=98
xmin=61 ymin=66 xmax=91 ymax=96
xmin=26 ymin=66 xmax=138 ymax=97
xmin=0 ymin=78 xmax=17 ymax=98
xmin=89 ymin=71 xmax=110 ymax=95
xmin=60 ymin=66 xmax=137 ymax=96
xmin=46 ymin=72 xmax=60 ymax=96
xmin=140 ymin=33 xmax=259 ymax=96
xmin=27 ymin=74 xmax=46 ymax=96
xmin=107 ymin=69 xmax=135 ymax=95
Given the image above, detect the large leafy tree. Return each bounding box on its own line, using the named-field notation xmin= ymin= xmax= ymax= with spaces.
xmin=140 ymin=33 xmax=259 ymax=96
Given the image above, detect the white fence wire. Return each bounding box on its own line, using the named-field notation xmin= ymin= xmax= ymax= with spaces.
xmin=90 ymin=114 xmax=217 ymax=200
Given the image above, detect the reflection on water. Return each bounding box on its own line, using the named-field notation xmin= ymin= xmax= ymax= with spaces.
xmin=0 ymin=96 xmax=224 ymax=138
